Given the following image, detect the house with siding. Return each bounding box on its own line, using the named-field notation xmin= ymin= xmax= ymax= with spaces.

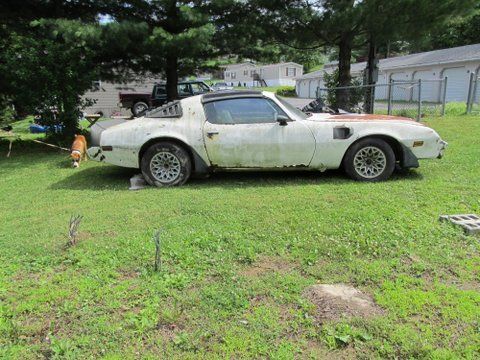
xmin=296 ymin=44 xmax=480 ymax=102
xmin=223 ymin=62 xmax=303 ymax=87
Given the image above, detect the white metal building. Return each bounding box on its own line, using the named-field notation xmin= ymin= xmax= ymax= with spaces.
xmin=223 ymin=62 xmax=303 ymax=87
xmin=296 ymin=44 xmax=480 ymax=102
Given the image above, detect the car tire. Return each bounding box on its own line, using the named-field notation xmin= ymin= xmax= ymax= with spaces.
xmin=343 ymin=138 xmax=395 ymax=182
xmin=141 ymin=142 xmax=192 ymax=187
xmin=132 ymin=101 xmax=149 ymax=117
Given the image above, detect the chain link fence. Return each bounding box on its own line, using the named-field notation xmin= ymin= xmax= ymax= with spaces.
xmin=466 ymin=73 xmax=480 ymax=114
xmin=315 ymin=78 xmax=447 ymax=121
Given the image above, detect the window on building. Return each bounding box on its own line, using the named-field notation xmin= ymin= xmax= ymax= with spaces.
xmin=244 ymin=70 xmax=248 ymax=76
xmin=231 ymin=72 xmax=236 ymax=79
xmin=286 ymin=67 xmax=297 ymax=77
xmin=225 ymin=72 xmax=230 ymax=78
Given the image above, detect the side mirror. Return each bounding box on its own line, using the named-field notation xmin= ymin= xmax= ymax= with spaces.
xmin=276 ymin=114 xmax=289 ymax=126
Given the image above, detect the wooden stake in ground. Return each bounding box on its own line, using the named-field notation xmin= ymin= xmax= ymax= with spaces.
xmin=7 ymin=139 xmax=13 ymax=158
xmin=0 ymin=130 xmax=19 ymax=158
xmin=153 ymin=230 xmax=162 ymax=272
xmin=68 ymin=215 xmax=83 ymax=246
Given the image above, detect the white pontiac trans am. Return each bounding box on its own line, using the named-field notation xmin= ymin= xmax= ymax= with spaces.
xmin=87 ymin=90 xmax=447 ymax=186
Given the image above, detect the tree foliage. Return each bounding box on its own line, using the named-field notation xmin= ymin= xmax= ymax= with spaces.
xmin=254 ymin=0 xmax=475 ymax=109
xmin=414 ymin=3 xmax=480 ymax=51
xmin=0 ymin=1 xmax=146 ymax=136
xmin=102 ymin=1 xmax=233 ymax=100
xmin=1 ymin=21 xmax=105 ymax=135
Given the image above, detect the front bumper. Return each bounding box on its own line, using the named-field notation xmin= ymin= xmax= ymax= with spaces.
xmin=437 ymin=139 xmax=448 ymax=158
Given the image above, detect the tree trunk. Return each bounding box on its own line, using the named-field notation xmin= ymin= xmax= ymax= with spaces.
xmin=336 ymin=34 xmax=353 ymax=110
xmin=364 ymin=38 xmax=377 ymax=113
xmin=61 ymin=95 xmax=80 ymax=139
xmin=166 ymin=55 xmax=179 ymax=102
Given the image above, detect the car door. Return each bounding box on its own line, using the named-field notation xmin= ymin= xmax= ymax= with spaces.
xmin=191 ymin=82 xmax=211 ymax=95
xmin=202 ymin=97 xmax=315 ymax=168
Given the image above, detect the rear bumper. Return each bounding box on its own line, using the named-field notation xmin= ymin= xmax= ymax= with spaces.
xmin=87 ymin=145 xmax=139 ymax=168
xmin=87 ymin=146 xmax=104 ymax=161
xmin=118 ymin=101 xmax=133 ymax=109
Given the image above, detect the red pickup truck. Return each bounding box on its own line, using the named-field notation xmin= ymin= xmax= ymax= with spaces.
xmin=119 ymin=81 xmax=212 ymax=117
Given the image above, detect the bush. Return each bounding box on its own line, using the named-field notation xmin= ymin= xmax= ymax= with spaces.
xmin=276 ymin=86 xmax=297 ymax=97
xmin=322 ymin=69 xmax=363 ymax=112
xmin=444 ymin=102 xmax=467 ymax=116
xmin=0 ymin=96 xmax=15 ymax=127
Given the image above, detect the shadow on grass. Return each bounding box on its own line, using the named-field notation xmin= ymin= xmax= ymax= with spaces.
xmin=50 ymin=165 xmax=138 ymax=190
xmin=4 ymin=138 xmax=424 ymax=189
xmin=50 ymin=165 xmax=423 ymax=191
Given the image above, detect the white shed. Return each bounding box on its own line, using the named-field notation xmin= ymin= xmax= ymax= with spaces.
xmin=296 ymin=44 xmax=480 ymax=102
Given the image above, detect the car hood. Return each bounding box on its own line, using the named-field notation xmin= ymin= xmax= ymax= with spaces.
xmin=306 ymin=113 xmax=423 ymax=126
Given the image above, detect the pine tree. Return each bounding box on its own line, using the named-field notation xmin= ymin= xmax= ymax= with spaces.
xmin=106 ymin=1 xmax=221 ymax=101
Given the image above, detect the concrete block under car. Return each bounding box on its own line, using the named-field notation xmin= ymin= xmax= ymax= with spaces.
xmin=129 ymin=174 xmax=148 ymax=190
xmin=439 ymin=214 xmax=480 ymax=235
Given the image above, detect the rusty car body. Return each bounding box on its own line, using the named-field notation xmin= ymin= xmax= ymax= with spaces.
xmin=87 ymin=90 xmax=447 ymax=186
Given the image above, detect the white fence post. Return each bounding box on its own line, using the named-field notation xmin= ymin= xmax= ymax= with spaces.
xmin=417 ymin=79 xmax=422 ymax=122
xmin=466 ymin=72 xmax=475 ymax=114
xmin=441 ymin=77 xmax=448 ymax=116
xmin=387 ymin=79 xmax=393 ymax=115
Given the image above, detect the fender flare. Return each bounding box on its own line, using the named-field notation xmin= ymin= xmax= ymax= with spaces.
xmin=342 ymin=134 xmax=418 ymax=169
xmin=138 ymin=137 xmax=210 ymax=175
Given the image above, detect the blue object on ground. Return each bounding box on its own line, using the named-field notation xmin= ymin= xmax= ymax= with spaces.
xmin=29 ymin=124 xmax=65 ymax=134
xmin=29 ymin=124 xmax=47 ymax=133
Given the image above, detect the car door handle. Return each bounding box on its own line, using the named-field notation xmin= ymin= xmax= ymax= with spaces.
xmin=207 ymin=131 xmax=219 ymax=139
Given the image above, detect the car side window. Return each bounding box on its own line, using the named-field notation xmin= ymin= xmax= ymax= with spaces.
xmin=204 ymin=98 xmax=288 ymax=125
xmin=178 ymin=84 xmax=191 ymax=96
xmin=155 ymin=85 xmax=166 ymax=97
xmin=191 ymin=83 xmax=209 ymax=94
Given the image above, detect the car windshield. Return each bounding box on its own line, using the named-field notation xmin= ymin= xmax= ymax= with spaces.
xmin=275 ymin=95 xmax=307 ymax=120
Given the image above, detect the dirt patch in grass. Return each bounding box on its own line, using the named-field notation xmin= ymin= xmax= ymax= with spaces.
xmin=116 ymin=268 xmax=141 ymax=281
xmin=239 ymin=256 xmax=296 ymax=277
xmin=303 ymin=284 xmax=384 ymax=323
xmin=155 ymin=322 xmax=181 ymax=342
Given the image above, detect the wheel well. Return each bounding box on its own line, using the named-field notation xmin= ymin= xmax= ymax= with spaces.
xmin=341 ymin=135 xmax=403 ymax=167
xmin=138 ymin=137 xmax=195 ymax=170
xmin=132 ymin=99 xmax=149 ymax=107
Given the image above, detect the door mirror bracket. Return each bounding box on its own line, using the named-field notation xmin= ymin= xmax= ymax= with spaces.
xmin=276 ymin=114 xmax=289 ymax=126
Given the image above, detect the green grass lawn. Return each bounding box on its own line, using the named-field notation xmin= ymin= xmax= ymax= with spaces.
xmin=1 ymin=115 xmax=479 ymax=359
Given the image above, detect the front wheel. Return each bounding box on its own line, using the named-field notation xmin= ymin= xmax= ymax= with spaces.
xmin=343 ymin=138 xmax=395 ymax=182
xmin=141 ymin=142 xmax=192 ymax=187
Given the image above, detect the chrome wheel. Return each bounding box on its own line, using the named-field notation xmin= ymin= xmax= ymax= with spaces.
xmin=150 ymin=152 xmax=181 ymax=183
xmin=353 ymin=146 xmax=387 ymax=179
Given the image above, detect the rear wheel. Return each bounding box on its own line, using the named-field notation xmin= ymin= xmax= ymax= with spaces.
xmin=141 ymin=142 xmax=192 ymax=187
xmin=343 ymin=138 xmax=395 ymax=182
xmin=132 ymin=101 xmax=149 ymax=117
